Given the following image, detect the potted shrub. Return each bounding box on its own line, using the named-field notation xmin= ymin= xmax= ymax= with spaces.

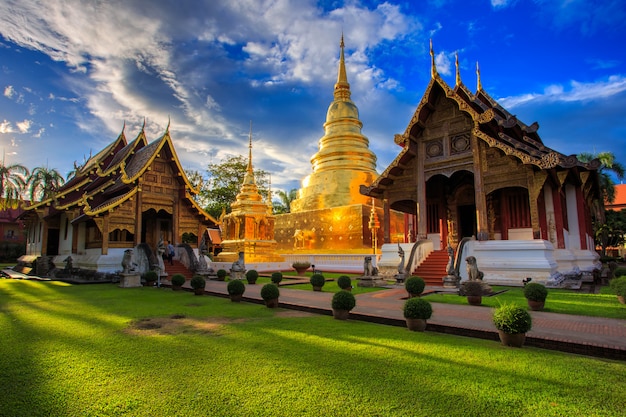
xmin=524 ymin=282 xmax=548 ymax=310
xmin=260 ymin=283 xmax=280 ymax=308
xmin=271 ymin=272 xmax=283 ymax=286
xmin=143 ymin=271 xmax=158 ymax=287
xmin=170 ymin=273 xmax=186 ymax=291
xmin=461 ymin=280 xmax=484 ymax=306
xmin=405 ymin=276 xmax=426 ymax=298
xmin=245 ymin=269 xmax=259 ymax=284
xmin=331 ymin=290 xmax=356 ymax=320
xmin=216 ymin=269 xmax=227 ymax=281
xmin=190 ymin=275 xmax=206 ymax=295
xmin=292 ymin=261 xmax=310 ymax=275
xmin=337 ymin=275 xmax=352 ymax=291
xmin=227 ymin=279 xmax=246 ymax=302
xmin=609 ymin=276 xmax=626 ymax=304
xmin=403 ymin=297 xmax=433 ymax=331
xmin=492 ymin=303 xmax=533 ymax=347
xmin=310 ymin=273 xmax=325 ymax=291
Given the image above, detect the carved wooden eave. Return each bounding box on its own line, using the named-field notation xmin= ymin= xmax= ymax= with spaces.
xmin=79 ymin=130 xmax=127 ymax=176
xmin=96 ymin=130 xmax=147 ymax=177
xmin=184 ymin=189 xmax=219 ymax=224
xmin=83 ymin=187 xmax=138 ymax=216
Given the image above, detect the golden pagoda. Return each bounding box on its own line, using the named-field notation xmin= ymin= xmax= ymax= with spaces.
xmin=215 ymin=126 xmax=284 ymax=263
xmin=274 ymin=36 xmax=404 ymax=253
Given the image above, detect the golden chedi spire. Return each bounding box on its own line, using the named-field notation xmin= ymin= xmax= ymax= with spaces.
xmin=290 ymin=35 xmax=378 ymax=212
xmin=231 ymin=122 xmax=263 ymax=210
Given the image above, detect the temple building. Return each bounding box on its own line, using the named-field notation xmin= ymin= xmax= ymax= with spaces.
xmin=360 ymin=45 xmax=602 ymax=285
xmin=274 ymin=36 xmax=404 ymax=253
xmin=214 ymin=127 xmax=283 ymax=263
xmin=19 ymin=123 xmax=218 ymax=275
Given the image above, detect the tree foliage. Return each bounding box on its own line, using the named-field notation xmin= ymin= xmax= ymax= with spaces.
xmin=28 ymin=166 xmax=65 ymax=202
xmin=273 ymin=188 xmax=298 ymax=214
xmin=0 ymin=161 xmax=29 ymax=209
xmin=594 ymin=209 xmax=626 ymax=257
xmin=198 ymin=155 xmax=270 ymax=219
xmin=578 ymin=151 xmax=625 ymax=204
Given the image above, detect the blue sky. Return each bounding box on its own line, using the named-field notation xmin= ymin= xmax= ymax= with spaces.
xmin=1 ymin=0 xmax=625 ymax=194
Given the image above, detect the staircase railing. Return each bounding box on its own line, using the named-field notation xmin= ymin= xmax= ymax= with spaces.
xmin=452 ymin=237 xmax=473 ymax=278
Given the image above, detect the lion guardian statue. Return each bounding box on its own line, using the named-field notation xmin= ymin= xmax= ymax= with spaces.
xmin=465 ymin=256 xmax=484 ymax=281
xmin=363 ymin=256 xmax=379 ymax=277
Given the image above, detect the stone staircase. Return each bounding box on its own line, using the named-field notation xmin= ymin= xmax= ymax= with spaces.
xmin=163 ymin=260 xmax=194 ymax=280
xmin=413 ymin=250 xmax=448 ymax=286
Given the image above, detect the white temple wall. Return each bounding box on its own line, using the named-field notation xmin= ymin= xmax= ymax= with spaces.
xmin=565 ymin=184 xmax=581 ymax=250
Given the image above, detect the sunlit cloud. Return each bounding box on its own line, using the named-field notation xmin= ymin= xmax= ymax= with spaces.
xmin=0 ymin=120 xmax=12 ymax=133
xmin=16 ymin=119 xmax=31 ymax=133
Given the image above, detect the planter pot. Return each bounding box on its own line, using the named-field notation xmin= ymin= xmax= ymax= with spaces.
xmin=313 ymin=286 xmax=323 ymax=292
xmin=407 ymin=292 xmax=421 ymax=298
xmin=618 ymin=295 xmax=625 ymax=304
xmin=193 ymin=288 xmax=205 ymax=295
xmin=265 ymin=298 xmax=279 ymax=308
xmin=467 ymin=295 xmax=482 ymax=306
xmin=172 ymin=285 xmax=182 ymax=291
xmin=405 ymin=318 xmax=427 ymax=332
xmin=230 ymin=294 xmax=243 ymax=302
xmin=340 ymin=287 xmax=352 ymax=292
xmin=247 ymin=279 xmax=257 ymax=285
xmin=498 ymin=331 xmax=526 ymax=347
xmin=144 ymin=281 xmax=156 ymax=287
xmin=527 ymin=299 xmax=545 ymax=311
xmin=217 ymin=276 xmax=226 ymax=282
xmin=294 ymin=267 xmax=308 ymax=276
xmin=332 ymin=309 xmax=350 ymax=320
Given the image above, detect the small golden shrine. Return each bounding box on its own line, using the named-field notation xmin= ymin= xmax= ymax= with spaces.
xmin=215 ymin=127 xmax=284 ymax=263
xmin=274 ymin=36 xmax=404 ymax=253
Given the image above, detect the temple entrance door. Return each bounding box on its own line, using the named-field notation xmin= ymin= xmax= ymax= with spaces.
xmin=141 ymin=209 xmax=172 ymax=250
xmin=458 ymin=204 xmax=477 ymax=239
xmin=46 ymin=228 xmax=60 ymax=256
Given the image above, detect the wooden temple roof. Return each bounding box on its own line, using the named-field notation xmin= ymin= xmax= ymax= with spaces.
xmin=361 ymin=51 xmax=601 ymax=198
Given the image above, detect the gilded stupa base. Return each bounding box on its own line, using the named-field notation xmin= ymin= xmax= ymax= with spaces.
xmin=215 ymin=240 xmax=285 ymax=263
xmin=274 ymin=205 xmax=404 ymax=254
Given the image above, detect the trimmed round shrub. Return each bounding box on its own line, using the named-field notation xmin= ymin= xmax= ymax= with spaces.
xmin=245 ymin=269 xmax=259 ymax=284
xmin=227 ymin=279 xmax=245 ymax=296
xmin=331 ymin=290 xmax=356 ymax=311
xmin=403 ymin=297 xmax=433 ymax=319
xmin=405 ymin=276 xmax=425 ymax=296
xmin=271 ymin=272 xmax=283 ymax=285
xmin=260 ymin=283 xmax=280 ymax=301
xmin=170 ymin=273 xmax=186 ymax=287
xmin=493 ymin=303 xmax=532 ymax=334
xmin=614 ymin=266 xmax=626 ymax=278
xmin=337 ymin=275 xmax=352 ymax=290
xmin=523 ymin=282 xmax=548 ymax=302
xmin=217 ymin=269 xmax=227 ymax=279
xmin=609 ymin=276 xmax=626 ymax=297
xmin=143 ymin=271 xmax=158 ymax=282
xmin=310 ymin=273 xmax=325 ymax=289
xmin=190 ymin=275 xmax=206 ymax=290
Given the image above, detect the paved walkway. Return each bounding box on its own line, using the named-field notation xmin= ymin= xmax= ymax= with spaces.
xmin=198 ymin=279 xmax=626 ymax=361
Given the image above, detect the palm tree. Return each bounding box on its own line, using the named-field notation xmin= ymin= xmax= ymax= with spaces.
xmin=578 ymin=151 xmax=625 ymax=204
xmin=28 ymin=166 xmax=65 ymax=202
xmin=274 ymin=189 xmax=298 ymax=214
xmin=0 ymin=159 xmax=29 ymax=209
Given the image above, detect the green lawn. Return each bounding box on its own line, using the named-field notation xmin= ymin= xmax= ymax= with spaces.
xmin=1 ymin=279 xmax=625 ymax=416
xmin=423 ymin=285 xmax=626 ymax=319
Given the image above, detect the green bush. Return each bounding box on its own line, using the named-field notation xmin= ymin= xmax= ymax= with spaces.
xmin=523 ymin=282 xmax=548 ymax=302
xmin=405 ymin=276 xmax=425 ymax=296
xmin=310 ymin=273 xmax=325 ymax=289
xmin=403 ymin=297 xmax=432 ymax=319
xmin=143 ymin=271 xmax=158 ymax=282
xmin=271 ymin=272 xmax=283 ymax=285
xmin=493 ymin=303 xmax=532 ymax=334
xmin=246 ymin=269 xmax=259 ymax=284
xmin=613 ymin=267 xmax=626 ymax=278
xmin=227 ymin=279 xmax=245 ymax=296
xmin=217 ymin=269 xmax=227 ymax=279
xmin=260 ymin=283 xmax=280 ymax=301
xmin=331 ymin=290 xmax=356 ymax=311
xmin=190 ymin=275 xmax=206 ymax=290
xmin=170 ymin=274 xmax=186 ymax=287
xmin=609 ymin=276 xmax=626 ymax=297
xmin=292 ymin=261 xmax=310 ymax=269
xmin=461 ymin=280 xmax=484 ymax=296
xmin=337 ymin=275 xmax=352 ymax=290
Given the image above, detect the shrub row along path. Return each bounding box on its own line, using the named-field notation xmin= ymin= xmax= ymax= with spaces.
xmin=189 ymin=278 xmax=626 ymax=361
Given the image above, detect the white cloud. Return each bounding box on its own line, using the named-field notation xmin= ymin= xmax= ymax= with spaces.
xmin=435 ymin=51 xmax=452 ymax=76
xmin=0 ymin=120 xmax=12 ymax=133
xmin=16 ymin=119 xmax=31 ymax=133
xmin=3 ymin=85 xmax=15 ymax=98
xmin=491 ymin=0 xmax=512 ymax=8
xmin=499 ymin=75 xmax=626 ymax=108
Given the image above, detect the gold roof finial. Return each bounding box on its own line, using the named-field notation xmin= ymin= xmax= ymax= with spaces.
xmin=476 ymin=61 xmax=482 ymax=91
xmin=455 ymin=52 xmax=461 ymax=86
xmin=165 ymin=116 xmax=170 ymax=133
xmin=430 ymin=39 xmax=437 ymax=78
xmin=334 ymin=33 xmax=351 ymax=101
xmin=247 ymin=120 xmax=253 ymax=175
